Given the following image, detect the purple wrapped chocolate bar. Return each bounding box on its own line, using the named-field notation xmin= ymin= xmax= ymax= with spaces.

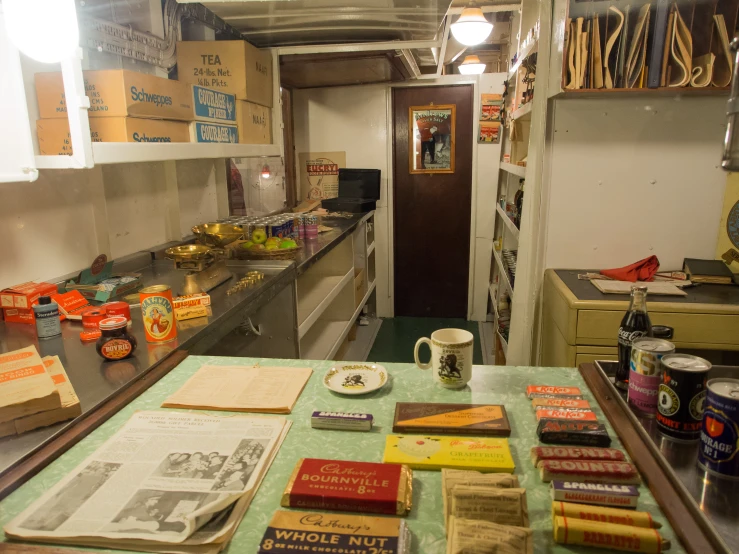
xmin=311 ymin=411 xmax=373 ymax=431
xmin=550 ymin=481 xmax=640 ymax=509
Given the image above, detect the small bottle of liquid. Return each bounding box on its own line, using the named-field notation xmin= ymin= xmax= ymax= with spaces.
xmin=33 ymin=296 xmax=62 ymax=340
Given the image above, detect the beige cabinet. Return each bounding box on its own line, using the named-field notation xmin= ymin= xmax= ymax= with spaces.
xmin=540 ymin=269 xmax=739 ymax=367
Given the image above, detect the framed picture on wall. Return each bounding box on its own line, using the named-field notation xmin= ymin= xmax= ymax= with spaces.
xmin=409 ymin=104 xmax=455 ymax=174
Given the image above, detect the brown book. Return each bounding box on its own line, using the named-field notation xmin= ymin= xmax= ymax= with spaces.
xmin=393 ymin=403 xmax=511 ymax=436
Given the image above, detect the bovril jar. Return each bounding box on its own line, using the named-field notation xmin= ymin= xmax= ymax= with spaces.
xmin=96 ymin=316 xmax=137 ymax=361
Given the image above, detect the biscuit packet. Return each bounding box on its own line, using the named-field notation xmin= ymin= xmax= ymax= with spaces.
xmin=442 ymin=469 xmax=520 ymax=531
xmin=446 ymin=516 xmax=534 ymax=554
xmin=450 ymin=486 xmax=529 ymax=527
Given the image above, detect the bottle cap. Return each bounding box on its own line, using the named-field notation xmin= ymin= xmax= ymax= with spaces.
xmin=38 ymin=296 xmax=51 ymax=305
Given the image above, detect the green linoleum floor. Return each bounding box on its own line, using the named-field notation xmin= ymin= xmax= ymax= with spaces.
xmin=367 ymin=317 xmax=483 ymax=365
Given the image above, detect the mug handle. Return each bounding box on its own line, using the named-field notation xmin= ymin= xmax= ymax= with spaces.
xmin=414 ymin=337 xmax=432 ymax=370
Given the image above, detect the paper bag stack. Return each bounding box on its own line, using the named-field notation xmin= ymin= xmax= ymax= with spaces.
xmin=0 ymin=346 xmax=81 ymax=438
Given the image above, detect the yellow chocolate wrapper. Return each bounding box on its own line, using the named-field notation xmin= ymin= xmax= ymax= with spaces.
xmin=553 ymin=515 xmax=670 ymax=553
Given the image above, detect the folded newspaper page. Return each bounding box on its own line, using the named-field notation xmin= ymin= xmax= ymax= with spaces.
xmin=5 ymin=411 xmax=290 ymax=550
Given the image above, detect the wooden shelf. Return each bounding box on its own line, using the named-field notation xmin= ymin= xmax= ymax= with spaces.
xmin=509 ymin=40 xmax=538 ymax=78
xmin=301 ymin=320 xmax=350 ymax=360
xmin=297 ymin=269 xmax=354 ymax=338
xmin=554 ymin=86 xmax=730 ymax=99
xmin=492 ymin=248 xmax=513 ymax=294
xmin=500 ymin=162 xmax=526 ymax=178
xmin=511 ymin=102 xmax=532 ymax=121
xmin=496 ymin=204 xmax=520 ymax=240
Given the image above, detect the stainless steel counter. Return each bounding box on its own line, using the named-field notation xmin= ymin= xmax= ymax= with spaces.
xmin=293 ymin=213 xmax=368 ymax=275
xmin=0 ymin=256 xmax=296 ymax=476
xmin=596 ymin=360 xmax=739 ymax=553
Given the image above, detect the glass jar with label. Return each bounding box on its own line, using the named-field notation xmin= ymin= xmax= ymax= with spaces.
xmin=96 ymin=316 xmax=137 ymax=361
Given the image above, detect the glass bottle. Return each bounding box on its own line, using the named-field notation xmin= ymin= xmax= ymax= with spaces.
xmin=615 ymin=286 xmax=652 ymax=390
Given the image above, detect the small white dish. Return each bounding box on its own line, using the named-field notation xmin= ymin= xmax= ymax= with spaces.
xmin=323 ymin=363 xmax=389 ymax=395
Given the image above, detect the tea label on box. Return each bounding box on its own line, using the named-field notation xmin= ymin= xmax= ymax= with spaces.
xmin=393 ymin=403 xmax=511 ymax=436
xmin=383 ymin=435 xmax=515 ymax=472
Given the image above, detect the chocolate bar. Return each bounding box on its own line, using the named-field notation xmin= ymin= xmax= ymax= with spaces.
xmin=526 ymin=385 xmax=582 ymax=398
xmin=552 ymin=500 xmax=661 ymax=528
xmin=392 ymin=403 xmax=511 ymax=436
xmin=528 ymin=393 xmax=583 ymax=400
xmin=534 ymin=406 xmax=593 ymax=413
xmin=535 ymin=409 xmax=597 ymax=421
xmin=531 ymin=398 xmax=591 ymax=410
xmin=550 ymin=481 xmax=640 ymax=509
xmin=553 ymin=516 xmax=670 ymax=553
xmin=258 ymin=511 xmax=411 ymax=554
xmin=531 ymin=446 xmax=626 ymax=466
xmin=280 ymin=458 xmax=412 ymax=515
xmin=539 ymin=459 xmax=641 ymax=484
xmin=311 ymin=411 xmax=373 ymax=431
xmin=537 ymin=419 xmax=612 ymax=447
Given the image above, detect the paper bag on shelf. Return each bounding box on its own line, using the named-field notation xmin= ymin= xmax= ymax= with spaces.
xmin=668 ymin=7 xmax=693 ymax=87
xmin=604 ymin=6 xmax=625 ymax=89
xmin=711 ymin=14 xmax=734 ymax=87
xmin=626 ymin=4 xmax=651 ymax=88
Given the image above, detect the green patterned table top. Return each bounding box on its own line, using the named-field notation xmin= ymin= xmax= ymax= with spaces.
xmin=0 ymin=356 xmax=685 ymax=553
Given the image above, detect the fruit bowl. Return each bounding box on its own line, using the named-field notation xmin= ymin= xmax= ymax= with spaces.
xmin=231 ymin=238 xmax=304 ymax=260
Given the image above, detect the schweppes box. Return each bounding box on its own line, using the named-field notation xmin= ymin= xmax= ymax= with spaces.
xmin=236 ymin=100 xmax=271 ymax=144
xmin=191 ymin=85 xmax=236 ymax=124
xmin=37 ymin=118 xmax=189 ymax=155
xmin=35 ymin=70 xmax=193 ymax=120
xmin=258 ymin=511 xmax=410 ymax=554
xmin=177 ymin=40 xmax=273 ymax=107
xmin=189 ymin=121 xmax=238 ymax=143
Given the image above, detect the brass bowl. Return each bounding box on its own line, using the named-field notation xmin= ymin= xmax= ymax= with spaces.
xmin=192 ymin=223 xmax=244 ymax=247
xmin=165 ymin=244 xmax=213 ymax=261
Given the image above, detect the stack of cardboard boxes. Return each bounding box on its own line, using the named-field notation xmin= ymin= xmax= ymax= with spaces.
xmin=1 ymin=282 xmax=58 ymax=325
xmin=0 ymin=347 xmax=81 ymax=438
xmin=35 ymin=40 xmax=272 ymax=154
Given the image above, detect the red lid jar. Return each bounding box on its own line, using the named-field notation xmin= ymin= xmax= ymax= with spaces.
xmin=81 ymin=307 xmax=107 ymax=330
xmin=96 ymin=316 xmax=137 ymax=361
xmin=103 ymin=301 xmax=132 ymax=323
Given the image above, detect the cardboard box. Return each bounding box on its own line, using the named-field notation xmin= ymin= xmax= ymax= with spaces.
xmin=35 ymin=70 xmax=193 ymax=120
xmin=2 ymin=308 xmax=34 ymax=325
xmin=354 ymin=268 xmax=365 ymax=308
xmin=191 ymin=85 xmax=237 ymax=124
xmin=189 ymin=121 xmax=238 ymax=143
xmin=176 ymin=41 xmax=273 ymax=107
xmin=0 ymin=346 xmax=62 ymax=424
xmin=1 ymin=282 xmax=58 ymax=310
xmin=236 ymin=101 xmax=271 ymax=144
xmin=37 ymin=118 xmax=190 ymax=155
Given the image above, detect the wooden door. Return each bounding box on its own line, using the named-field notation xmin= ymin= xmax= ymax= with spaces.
xmin=392 ymin=85 xmax=473 ymax=317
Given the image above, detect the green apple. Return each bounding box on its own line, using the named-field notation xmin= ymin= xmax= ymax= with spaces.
xmin=265 ymin=243 xmax=278 ymax=251
xmin=241 ymin=240 xmax=254 ymax=249
xmin=279 ymin=239 xmax=297 ymax=249
xmin=251 ymin=229 xmax=267 ymax=244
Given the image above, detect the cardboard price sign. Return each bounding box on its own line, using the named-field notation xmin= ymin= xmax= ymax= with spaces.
xmin=298 ymin=151 xmax=346 ymax=200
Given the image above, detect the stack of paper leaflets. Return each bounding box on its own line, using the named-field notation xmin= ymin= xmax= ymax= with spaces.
xmin=161 ymin=364 xmax=312 ymax=414
xmin=0 ymin=355 xmax=81 ymax=438
xmin=5 ymin=411 xmax=292 ymax=554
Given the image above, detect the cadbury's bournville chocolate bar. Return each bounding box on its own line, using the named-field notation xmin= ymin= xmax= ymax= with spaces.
xmin=537 ymin=419 xmax=612 ymax=447
xmin=280 ymin=458 xmax=412 ymax=516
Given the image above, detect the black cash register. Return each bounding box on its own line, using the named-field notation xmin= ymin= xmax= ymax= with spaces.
xmin=321 ymin=168 xmax=380 ymax=214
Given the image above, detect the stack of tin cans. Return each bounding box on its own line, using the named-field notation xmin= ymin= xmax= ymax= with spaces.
xmin=220 ymin=214 xmax=305 ymax=241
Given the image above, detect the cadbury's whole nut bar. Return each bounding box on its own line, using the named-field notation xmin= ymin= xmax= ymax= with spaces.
xmin=280 ymin=458 xmax=412 ymax=516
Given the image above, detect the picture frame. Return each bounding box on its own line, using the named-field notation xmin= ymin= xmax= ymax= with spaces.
xmin=408 ymin=104 xmax=456 ymax=174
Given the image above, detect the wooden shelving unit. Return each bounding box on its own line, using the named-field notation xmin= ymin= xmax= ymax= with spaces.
xmin=496 ymin=204 xmax=520 ymax=240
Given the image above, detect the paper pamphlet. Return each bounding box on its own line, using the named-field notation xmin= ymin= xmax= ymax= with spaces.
xmin=162 ymin=365 xmax=312 ymax=414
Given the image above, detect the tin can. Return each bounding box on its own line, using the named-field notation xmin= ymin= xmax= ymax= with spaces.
xmin=103 ymin=301 xmax=132 ymax=323
xmin=656 ymin=354 xmax=711 ymax=441
xmin=305 ymin=215 xmax=318 ymax=238
xmin=628 ymin=338 xmax=675 ymax=416
xmin=139 ymin=285 xmax=177 ymax=343
xmin=81 ymin=307 xmax=107 ymax=330
xmin=698 ymin=378 xmax=739 ymax=479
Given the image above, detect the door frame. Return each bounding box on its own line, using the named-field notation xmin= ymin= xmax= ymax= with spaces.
xmin=382 ymin=76 xmax=480 ymax=319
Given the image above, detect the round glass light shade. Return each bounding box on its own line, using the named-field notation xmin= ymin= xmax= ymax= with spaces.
xmin=459 ymin=55 xmax=486 ymax=75
xmin=3 ymin=0 xmax=79 ymax=63
xmin=451 ymin=7 xmax=493 ymax=46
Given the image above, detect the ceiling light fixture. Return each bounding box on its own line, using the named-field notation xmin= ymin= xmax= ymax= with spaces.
xmin=458 ymin=55 xmax=486 ymax=75
xmin=450 ymin=6 xmax=493 ymax=47
xmin=3 ymin=0 xmax=79 ymax=63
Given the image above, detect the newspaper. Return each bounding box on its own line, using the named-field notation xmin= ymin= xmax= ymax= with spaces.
xmin=162 ymin=365 xmax=313 ymax=414
xmin=5 ymin=411 xmax=290 ymax=550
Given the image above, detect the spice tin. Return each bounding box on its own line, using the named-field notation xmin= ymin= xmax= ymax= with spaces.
xmin=81 ymin=307 xmax=107 ymax=330
xmin=698 ymin=378 xmax=739 ymax=479
xmin=103 ymin=301 xmax=132 ymax=323
xmin=656 ymin=354 xmax=711 ymax=441
xmin=139 ymin=285 xmax=177 ymax=343
xmin=628 ymin=338 xmax=675 ymax=416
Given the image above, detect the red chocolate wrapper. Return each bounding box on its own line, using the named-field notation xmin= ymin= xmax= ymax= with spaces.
xmin=536 ymin=410 xmax=598 ymax=421
xmin=539 ymin=459 xmax=641 ymax=484
xmin=526 ymin=385 xmax=582 ymax=398
xmin=531 ymin=446 xmax=626 ymax=466
xmin=281 ymin=458 xmax=413 ymax=516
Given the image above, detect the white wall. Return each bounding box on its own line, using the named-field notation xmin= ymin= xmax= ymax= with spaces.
xmin=543 ymin=96 xmax=727 ymax=271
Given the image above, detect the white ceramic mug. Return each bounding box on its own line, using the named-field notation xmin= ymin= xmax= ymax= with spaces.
xmin=414 ymin=328 xmax=474 ymax=389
